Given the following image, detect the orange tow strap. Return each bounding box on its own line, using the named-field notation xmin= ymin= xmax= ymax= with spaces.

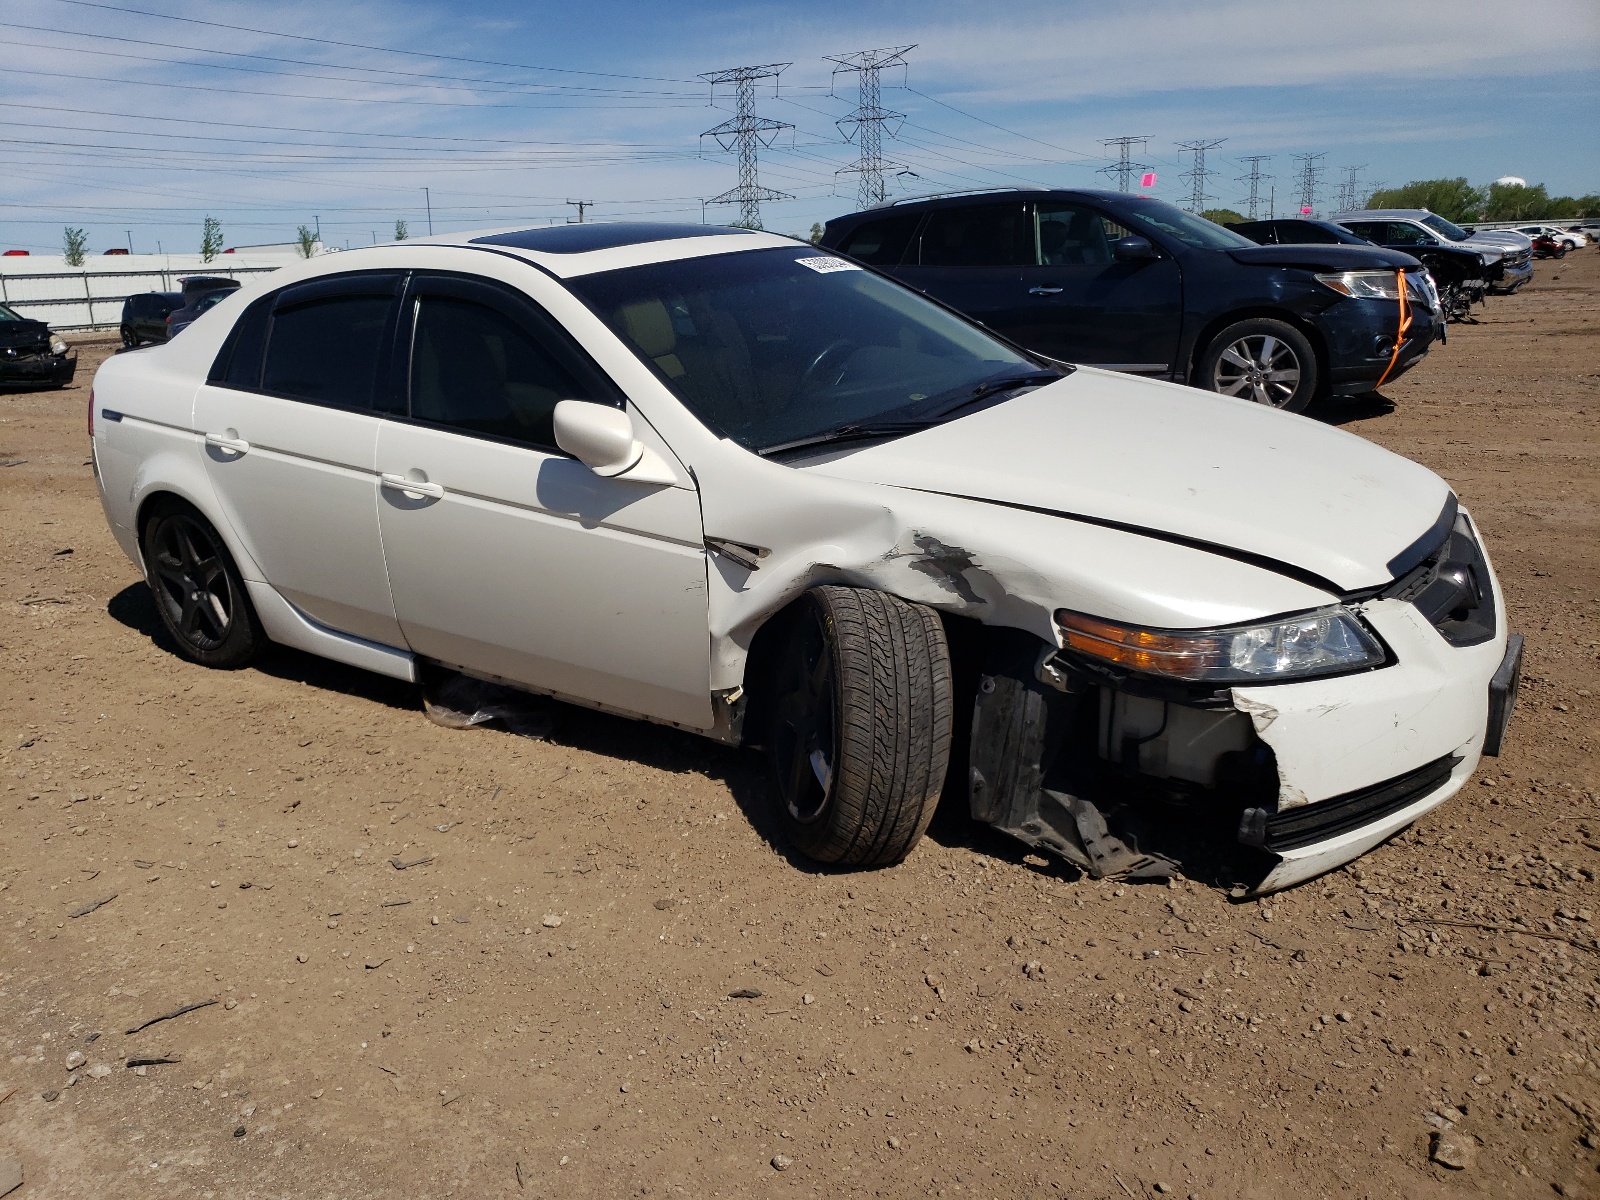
xmin=1374 ymin=268 xmax=1413 ymax=391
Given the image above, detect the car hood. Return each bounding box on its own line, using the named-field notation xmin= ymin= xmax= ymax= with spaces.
xmin=801 ymin=370 xmax=1451 ymax=593
xmin=0 ymin=319 xmax=52 ymax=348
xmin=1466 ymin=231 xmax=1531 ymax=249
xmin=1225 ymin=244 xmax=1420 ymax=271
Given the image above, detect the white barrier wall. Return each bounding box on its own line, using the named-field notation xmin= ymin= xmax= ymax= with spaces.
xmin=0 ymin=252 xmax=299 ymax=331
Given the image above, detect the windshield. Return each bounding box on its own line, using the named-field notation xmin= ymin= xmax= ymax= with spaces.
xmin=1420 ymin=214 xmax=1471 ymax=242
xmin=1115 ymin=196 xmax=1256 ymax=250
xmin=0 ymin=303 xmax=22 ymax=322
xmin=568 ymin=248 xmax=1041 ymax=454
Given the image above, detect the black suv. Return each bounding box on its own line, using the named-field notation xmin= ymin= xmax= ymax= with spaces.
xmin=120 ymin=276 xmax=242 ymax=347
xmin=821 ymin=189 xmax=1441 ymax=412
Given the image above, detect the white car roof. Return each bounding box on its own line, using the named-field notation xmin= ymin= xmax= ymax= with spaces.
xmin=397 ymin=221 xmax=800 ymax=279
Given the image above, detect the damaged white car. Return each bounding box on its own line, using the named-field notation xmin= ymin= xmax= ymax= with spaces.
xmin=89 ymin=222 xmax=1523 ymax=893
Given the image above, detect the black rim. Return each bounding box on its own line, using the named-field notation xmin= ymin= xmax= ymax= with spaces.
xmin=773 ymin=605 xmax=837 ymax=824
xmin=149 ymin=515 xmax=233 ymax=651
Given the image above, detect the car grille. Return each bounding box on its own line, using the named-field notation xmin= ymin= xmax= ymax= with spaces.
xmin=1239 ymin=753 xmax=1461 ymax=852
xmin=1504 ymin=248 xmax=1531 ymax=269
xmin=1380 ymin=511 xmax=1497 ymax=646
xmin=1404 ymin=270 xmax=1436 ymax=310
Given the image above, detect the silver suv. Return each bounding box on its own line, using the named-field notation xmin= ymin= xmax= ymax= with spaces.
xmin=1333 ymin=209 xmax=1533 ymax=295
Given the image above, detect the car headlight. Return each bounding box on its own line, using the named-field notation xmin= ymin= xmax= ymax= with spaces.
xmin=50 ymin=336 xmax=68 ymax=355
xmin=1054 ymin=606 xmax=1386 ymax=684
xmin=1314 ymin=270 xmax=1405 ymax=300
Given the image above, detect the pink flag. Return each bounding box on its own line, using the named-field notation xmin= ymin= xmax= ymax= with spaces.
xmin=1140 ymin=172 xmax=1157 ymax=188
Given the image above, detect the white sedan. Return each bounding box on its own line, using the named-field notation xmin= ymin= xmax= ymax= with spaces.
xmin=89 ymin=222 xmax=1522 ymax=893
xmin=1514 ymin=225 xmax=1588 ymax=250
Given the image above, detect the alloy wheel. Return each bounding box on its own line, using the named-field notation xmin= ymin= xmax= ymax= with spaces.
xmin=773 ymin=607 xmax=838 ymax=824
xmin=150 ymin=514 xmax=234 ymax=652
xmin=1211 ymin=334 xmax=1302 ymax=407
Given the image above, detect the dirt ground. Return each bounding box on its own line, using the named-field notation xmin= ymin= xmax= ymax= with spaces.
xmin=1 ymin=251 xmax=1596 ymax=1200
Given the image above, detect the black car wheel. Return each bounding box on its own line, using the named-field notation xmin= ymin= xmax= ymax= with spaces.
xmin=120 ymin=324 xmax=139 ymax=349
xmin=141 ymin=501 xmax=264 ymax=668
xmin=769 ymin=586 xmax=951 ymax=867
xmin=1199 ymin=318 xmax=1318 ymax=413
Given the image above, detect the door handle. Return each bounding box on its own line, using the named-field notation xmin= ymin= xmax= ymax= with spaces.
xmin=204 ymin=431 xmax=250 ymax=454
xmin=1028 ymin=286 xmax=1064 ymax=296
xmin=380 ymin=472 xmax=445 ymax=499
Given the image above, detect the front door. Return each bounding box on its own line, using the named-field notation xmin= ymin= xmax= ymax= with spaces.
xmin=192 ymin=272 xmax=405 ymax=647
xmin=1013 ymin=202 xmax=1182 ymax=371
xmin=374 ymin=272 xmax=712 ymax=729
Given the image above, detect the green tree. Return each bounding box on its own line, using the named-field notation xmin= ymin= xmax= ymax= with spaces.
xmin=394 ymin=219 xmax=409 ymax=241
xmin=200 ymin=216 xmax=224 ymax=263
xmin=296 ymin=224 xmax=319 ymax=259
xmin=62 ymin=226 xmax=88 ymax=267
xmin=1199 ymin=208 xmax=1247 ymax=227
xmin=1365 ymin=178 xmax=1485 ymax=223
xmin=809 ymin=222 xmax=824 ymax=244
xmin=1481 ymin=182 xmax=1551 ymax=221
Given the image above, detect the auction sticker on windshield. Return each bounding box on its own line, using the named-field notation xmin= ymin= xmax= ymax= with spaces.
xmin=796 ymin=256 xmax=861 ymax=273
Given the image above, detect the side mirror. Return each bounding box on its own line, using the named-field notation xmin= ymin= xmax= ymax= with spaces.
xmin=553 ymin=400 xmax=679 ymax=485
xmin=1112 ymin=235 xmax=1157 ymax=262
xmin=553 ymin=400 xmax=643 ymax=477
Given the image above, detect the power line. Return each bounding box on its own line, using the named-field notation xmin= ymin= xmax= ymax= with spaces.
xmin=41 ymin=0 xmax=699 ymax=84
xmin=1292 ymin=153 xmax=1326 ymax=216
xmin=699 ymin=64 xmax=794 ymax=230
xmin=1236 ymin=155 xmax=1273 ymax=219
xmin=1175 ymin=138 xmax=1225 ymax=213
xmin=825 ymin=45 xmax=914 ymax=209
xmin=1098 ymin=136 xmax=1151 ymax=193
xmin=903 ymin=88 xmax=1097 ymax=160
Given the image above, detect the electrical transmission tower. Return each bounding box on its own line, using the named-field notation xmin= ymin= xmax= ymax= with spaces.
xmin=1335 ymin=164 xmax=1367 ymax=213
xmin=1175 ymin=138 xmax=1226 ymax=213
xmin=1236 ymin=155 xmax=1273 ymax=219
xmin=700 ymin=63 xmax=794 ymax=230
xmin=1098 ymin=135 xmax=1151 ymax=192
xmin=825 ymin=45 xmax=914 ymax=209
xmin=1292 ymin=153 xmax=1326 ymax=215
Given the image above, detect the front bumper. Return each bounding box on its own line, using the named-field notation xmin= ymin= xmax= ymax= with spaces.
xmin=1488 ymin=260 xmax=1534 ymax=293
xmin=1231 ymin=595 xmax=1515 ymax=893
xmin=0 ymin=349 xmax=77 ymax=388
xmin=1318 ymin=298 xmax=1444 ymax=397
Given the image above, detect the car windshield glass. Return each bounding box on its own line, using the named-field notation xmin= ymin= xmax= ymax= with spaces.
xmin=0 ymin=303 xmax=22 ymax=322
xmin=1114 ymin=196 xmax=1256 ymax=250
xmin=568 ymin=248 xmax=1042 ymax=454
xmin=1420 ymin=215 xmax=1471 ymax=241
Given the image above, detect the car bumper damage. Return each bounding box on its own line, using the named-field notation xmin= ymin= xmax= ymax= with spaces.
xmin=0 ymin=347 xmax=76 ymax=387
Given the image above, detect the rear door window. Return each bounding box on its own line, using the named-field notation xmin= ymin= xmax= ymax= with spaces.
xmin=837 ymin=215 xmax=920 ymax=266
xmin=1383 ymin=222 xmax=1431 ymax=247
xmin=258 ymin=274 xmax=402 ymax=410
xmin=917 ymin=203 xmax=1032 ymax=267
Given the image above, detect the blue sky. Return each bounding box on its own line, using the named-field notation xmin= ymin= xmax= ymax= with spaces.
xmin=3 ymin=0 xmax=1597 ymax=254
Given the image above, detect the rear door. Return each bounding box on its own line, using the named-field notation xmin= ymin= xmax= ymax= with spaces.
xmin=888 ymin=202 xmax=1032 ymax=335
xmin=374 ymin=272 xmax=712 ymax=728
xmin=1014 ymin=202 xmax=1182 ymax=371
xmin=192 ymin=271 xmax=405 ymax=646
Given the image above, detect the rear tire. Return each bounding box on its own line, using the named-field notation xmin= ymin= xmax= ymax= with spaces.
xmin=120 ymin=324 xmax=139 ymax=349
xmin=1197 ymin=318 xmax=1318 ymax=412
xmin=769 ymin=586 xmax=952 ymax=867
xmin=140 ymin=499 xmax=264 ymax=668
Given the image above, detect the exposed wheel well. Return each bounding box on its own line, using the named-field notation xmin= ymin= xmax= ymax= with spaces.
xmin=1186 ymin=308 xmax=1330 ymax=398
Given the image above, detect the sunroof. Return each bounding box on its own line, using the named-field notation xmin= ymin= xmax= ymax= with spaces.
xmin=470 ymin=222 xmax=749 ymax=254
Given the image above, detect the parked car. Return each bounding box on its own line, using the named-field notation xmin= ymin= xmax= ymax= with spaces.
xmin=121 ymin=278 xmax=242 ymax=347
xmin=120 ymin=292 xmax=182 ymax=347
xmin=1334 ymin=210 xmax=1534 ymax=296
xmin=0 ymin=301 xmax=76 ymax=389
xmin=821 ymin=189 xmax=1441 ymax=413
xmin=89 ymin=222 xmax=1521 ymax=894
xmin=1234 ymin=218 xmax=1485 ymax=323
xmin=166 ymin=289 xmax=230 ymax=338
xmin=1515 ymin=224 xmax=1587 ymax=250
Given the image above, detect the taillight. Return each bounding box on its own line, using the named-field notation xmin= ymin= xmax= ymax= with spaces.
xmin=87 ymin=388 xmax=95 ymax=439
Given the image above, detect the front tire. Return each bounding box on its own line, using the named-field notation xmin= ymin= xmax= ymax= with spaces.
xmin=769 ymin=586 xmax=952 ymax=867
xmin=140 ymin=500 xmax=264 ymax=668
xmin=1198 ymin=318 xmax=1318 ymax=412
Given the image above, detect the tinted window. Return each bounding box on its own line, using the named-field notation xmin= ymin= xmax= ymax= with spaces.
xmin=1283 ymin=221 xmax=1339 ymax=244
xmin=1341 ymin=221 xmax=1387 ymax=243
xmin=1419 ymin=214 xmax=1471 ymax=241
xmin=262 ymin=295 xmax=393 ymax=409
xmin=837 ymin=215 xmax=920 ymax=266
xmin=1384 ymin=222 xmax=1431 ymax=247
xmin=409 ymin=295 xmax=591 ymax=450
xmin=1114 ymin=196 xmax=1255 ymax=249
xmin=209 ymin=296 xmax=270 ymax=388
xmin=918 ymin=204 xmax=1032 ymax=267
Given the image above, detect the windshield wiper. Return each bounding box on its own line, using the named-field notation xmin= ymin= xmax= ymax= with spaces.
xmin=758 ymin=420 xmax=936 ymax=457
xmin=919 ymin=370 xmax=1064 ymax=420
